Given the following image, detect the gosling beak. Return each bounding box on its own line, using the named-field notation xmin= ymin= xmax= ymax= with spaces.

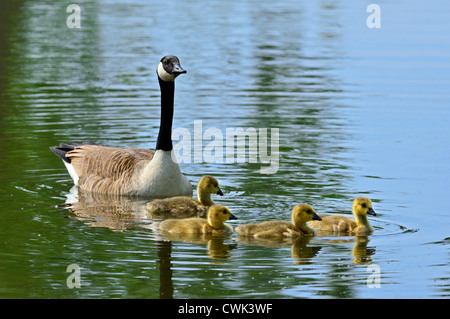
xmin=216 ymin=188 xmax=224 ymax=196
xmin=229 ymin=213 xmax=238 ymax=220
xmin=367 ymin=208 xmax=376 ymax=216
xmin=312 ymin=213 xmax=322 ymax=221
xmin=171 ymin=63 xmax=186 ymax=75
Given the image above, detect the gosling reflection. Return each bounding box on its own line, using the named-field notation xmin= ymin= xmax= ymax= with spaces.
xmin=62 ymin=186 xmax=151 ymax=231
xmin=291 ymin=236 xmax=323 ymax=265
xmin=314 ymin=235 xmax=376 ymax=265
xmin=237 ymin=235 xmax=322 ymax=264
xmin=158 ymin=232 xmax=237 ymax=259
xmin=352 ymin=235 xmax=376 ymax=265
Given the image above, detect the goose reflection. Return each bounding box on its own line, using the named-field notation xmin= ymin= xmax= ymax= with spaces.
xmin=352 ymin=236 xmax=376 ymax=265
xmin=314 ymin=235 xmax=376 ymax=265
xmin=62 ymin=186 xmax=152 ymax=231
xmin=237 ymin=235 xmax=321 ymax=264
xmin=61 ymin=186 xmax=177 ymax=299
xmin=156 ymin=232 xmax=237 ymax=259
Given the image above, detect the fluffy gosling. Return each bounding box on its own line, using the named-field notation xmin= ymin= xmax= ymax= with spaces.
xmin=146 ymin=175 xmax=223 ymax=218
xmin=158 ymin=204 xmax=237 ymax=236
xmin=308 ymin=196 xmax=376 ymax=234
xmin=235 ymin=204 xmax=321 ymax=239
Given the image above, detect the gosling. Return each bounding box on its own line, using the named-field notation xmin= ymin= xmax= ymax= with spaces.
xmin=146 ymin=175 xmax=223 ymax=218
xmin=308 ymin=196 xmax=376 ymax=234
xmin=158 ymin=205 xmax=237 ymax=236
xmin=235 ymin=204 xmax=321 ymax=239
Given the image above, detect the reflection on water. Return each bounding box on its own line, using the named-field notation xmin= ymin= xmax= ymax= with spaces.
xmin=158 ymin=233 xmax=237 ymax=260
xmin=238 ymin=235 xmax=322 ymax=266
xmin=156 ymin=241 xmax=173 ymax=299
xmin=0 ymin=0 xmax=449 ymax=298
xmin=64 ymin=187 xmax=151 ymax=231
xmin=352 ymin=236 xmax=375 ymax=265
xmin=62 ymin=185 xmax=383 ymax=300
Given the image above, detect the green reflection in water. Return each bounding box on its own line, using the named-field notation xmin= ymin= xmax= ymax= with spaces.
xmin=0 ymin=0 xmax=448 ymax=299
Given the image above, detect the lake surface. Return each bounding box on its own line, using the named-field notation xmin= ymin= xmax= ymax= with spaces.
xmin=0 ymin=0 xmax=448 ymax=299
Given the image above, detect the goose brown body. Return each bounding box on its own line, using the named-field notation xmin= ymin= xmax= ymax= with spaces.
xmin=65 ymin=145 xmax=154 ymax=195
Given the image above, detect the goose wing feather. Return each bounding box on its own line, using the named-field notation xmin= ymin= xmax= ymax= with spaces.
xmin=66 ymin=144 xmax=155 ymax=195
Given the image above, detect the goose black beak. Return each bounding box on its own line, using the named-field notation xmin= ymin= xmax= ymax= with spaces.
xmin=229 ymin=213 xmax=238 ymax=220
xmin=171 ymin=63 xmax=186 ymax=75
xmin=367 ymin=208 xmax=377 ymax=216
xmin=216 ymin=188 xmax=224 ymax=196
xmin=312 ymin=213 xmax=322 ymax=221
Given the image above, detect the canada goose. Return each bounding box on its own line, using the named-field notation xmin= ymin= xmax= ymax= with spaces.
xmin=235 ymin=204 xmax=321 ymax=239
xmin=308 ymin=196 xmax=376 ymax=234
xmin=50 ymin=55 xmax=192 ymax=198
xmin=146 ymin=175 xmax=223 ymax=218
xmin=158 ymin=205 xmax=237 ymax=236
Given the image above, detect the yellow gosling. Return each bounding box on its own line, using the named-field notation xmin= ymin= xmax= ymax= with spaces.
xmin=146 ymin=175 xmax=223 ymax=218
xmin=308 ymin=196 xmax=376 ymax=234
xmin=158 ymin=205 xmax=237 ymax=236
xmin=235 ymin=204 xmax=321 ymax=239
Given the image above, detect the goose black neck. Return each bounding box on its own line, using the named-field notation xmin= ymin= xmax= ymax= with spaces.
xmin=156 ymin=77 xmax=175 ymax=151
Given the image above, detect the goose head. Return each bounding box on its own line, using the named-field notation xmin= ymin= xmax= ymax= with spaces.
xmin=207 ymin=205 xmax=237 ymax=229
xmin=291 ymin=204 xmax=321 ymax=227
xmin=157 ymin=55 xmax=187 ymax=82
xmin=198 ymin=175 xmax=223 ymax=196
xmin=352 ymin=196 xmax=376 ymax=217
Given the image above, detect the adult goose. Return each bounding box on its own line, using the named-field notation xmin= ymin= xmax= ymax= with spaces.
xmin=50 ymin=55 xmax=193 ymax=198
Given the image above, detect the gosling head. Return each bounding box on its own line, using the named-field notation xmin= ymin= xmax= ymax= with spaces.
xmin=352 ymin=196 xmax=376 ymax=217
xmin=207 ymin=205 xmax=237 ymax=228
xmin=157 ymin=55 xmax=187 ymax=82
xmin=198 ymin=175 xmax=223 ymax=196
xmin=291 ymin=204 xmax=322 ymax=226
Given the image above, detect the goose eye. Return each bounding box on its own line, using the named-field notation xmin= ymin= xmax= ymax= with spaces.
xmin=361 ymin=203 xmax=367 ymax=208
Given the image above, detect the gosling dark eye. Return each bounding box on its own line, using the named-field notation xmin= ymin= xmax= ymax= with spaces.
xmin=361 ymin=203 xmax=367 ymax=208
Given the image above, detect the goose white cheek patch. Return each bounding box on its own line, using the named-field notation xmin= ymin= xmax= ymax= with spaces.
xmin=157 ymin=62 xmax=176 ymax=82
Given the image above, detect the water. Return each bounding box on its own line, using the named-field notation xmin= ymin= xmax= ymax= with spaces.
xmin=0 ymin=0 xmax=449 ymax=299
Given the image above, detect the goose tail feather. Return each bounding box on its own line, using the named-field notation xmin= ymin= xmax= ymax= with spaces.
xmin=50 ymin=142 xmax=98 ymax=163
